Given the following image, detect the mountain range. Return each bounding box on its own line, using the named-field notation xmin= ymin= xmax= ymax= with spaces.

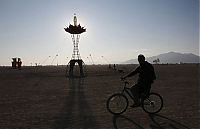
xmin=124 ymin=52 xmax=200 ymax=64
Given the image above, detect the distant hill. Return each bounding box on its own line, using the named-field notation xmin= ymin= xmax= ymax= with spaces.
xmin=124 ymin=52 xmax=200 ymax=64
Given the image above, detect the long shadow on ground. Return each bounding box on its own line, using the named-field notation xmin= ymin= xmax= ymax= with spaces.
xmin=149 ymin=114 xmax=191 ymax=129
xmin=112 ymin=115 xmax=144 ymax=129
xmin=53 ymin=78 xmax=98 ymax=128
xmin=112 ymin=114 xmax=191 ymax=129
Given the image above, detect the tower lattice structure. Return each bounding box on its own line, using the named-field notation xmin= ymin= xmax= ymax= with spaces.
xmin=71 ymin=34 xmax=81 ymax=60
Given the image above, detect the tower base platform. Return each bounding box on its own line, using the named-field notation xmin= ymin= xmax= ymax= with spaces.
xmin=66 ymin=59 xmax=86 ymax=78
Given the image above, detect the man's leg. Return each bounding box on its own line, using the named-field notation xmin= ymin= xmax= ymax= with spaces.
xmin=130 ymin=84 xmax=140 ymax=107
xmin=140 ymin=84 xmax=151 ymax=100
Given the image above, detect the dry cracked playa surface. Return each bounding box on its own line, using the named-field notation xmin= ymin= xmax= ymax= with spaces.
xmin=0 ymin=64 xmax=199 ymax=129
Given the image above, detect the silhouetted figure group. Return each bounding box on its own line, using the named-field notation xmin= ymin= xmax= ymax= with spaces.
xmin=108 ymin=64 xmax=116 ymax=70
xmin=12 ymin=58 xmax=22 ymax=70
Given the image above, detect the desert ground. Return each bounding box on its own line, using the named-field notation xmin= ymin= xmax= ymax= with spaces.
xmin=0 ymin=64 xmax=199 ymax=129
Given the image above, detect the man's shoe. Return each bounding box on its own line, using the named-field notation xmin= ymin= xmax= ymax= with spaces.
xmin=130 ymin=103 xmax=141 ymax=108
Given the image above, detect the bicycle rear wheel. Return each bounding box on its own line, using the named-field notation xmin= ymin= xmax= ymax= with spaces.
xmin=141 ymin=92 xmax=163 ymax=114
xmin=106 ymin=93 xmax=129 ymax=115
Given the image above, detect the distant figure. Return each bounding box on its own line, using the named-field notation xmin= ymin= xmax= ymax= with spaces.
xmin=122 ymin=54 xmax=156 ymax=107
xmin=17 ymin=58 xmax=22 ymax=69
xmin=113 ymin=64 xmax=116 ymax=70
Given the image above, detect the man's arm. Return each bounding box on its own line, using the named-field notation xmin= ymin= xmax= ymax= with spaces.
xmin=122 ymin=66 xmax=139 ymax=79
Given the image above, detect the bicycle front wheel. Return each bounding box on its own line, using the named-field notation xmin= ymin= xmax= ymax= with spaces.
xmin=142 ymin=92 xmax=163 ymax=114
xmin=106 ymin=93 xmax=129 ymax=115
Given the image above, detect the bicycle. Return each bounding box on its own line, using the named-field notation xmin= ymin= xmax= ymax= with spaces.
xmin=106 ymin=79 xmax=163 ymax=115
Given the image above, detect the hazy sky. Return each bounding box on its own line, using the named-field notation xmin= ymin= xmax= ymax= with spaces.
xmin=0 ymin=0 xmax=199 ymax=65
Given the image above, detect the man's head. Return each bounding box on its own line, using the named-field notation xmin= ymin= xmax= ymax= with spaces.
xmin=138 ymin=54 xmax=145 ymax=65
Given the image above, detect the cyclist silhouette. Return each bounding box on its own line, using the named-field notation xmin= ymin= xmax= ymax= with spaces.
xmin=122 ymin=54 xmax=156 ymax=107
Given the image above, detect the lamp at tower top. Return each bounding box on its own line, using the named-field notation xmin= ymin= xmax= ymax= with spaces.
xmin=64 ymin=14 xmax=86 ymax=34
xmin=73 ymin=14 xmax=77 ymax=26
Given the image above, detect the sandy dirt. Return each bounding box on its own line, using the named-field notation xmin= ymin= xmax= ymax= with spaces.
xmin=0 ymin=64 xmax=199 ymax=129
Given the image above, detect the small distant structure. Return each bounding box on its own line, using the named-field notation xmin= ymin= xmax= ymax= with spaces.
xmin=64 ymin=14 xmax=86 ymax=77
xmin=153 ymin=58 xmax=160 ymax=64
xmin=12 ymin=58 xmax=22 ymax=69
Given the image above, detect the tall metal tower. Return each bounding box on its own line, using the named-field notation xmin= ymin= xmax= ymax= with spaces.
xmin=64 ymin=14 xmax=86 ymax=77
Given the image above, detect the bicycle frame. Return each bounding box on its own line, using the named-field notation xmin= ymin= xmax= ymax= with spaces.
xmin=121 ymin=81 xmax=135 ymax=101
xmin=121 ymin=81 xmax=151 ymax=103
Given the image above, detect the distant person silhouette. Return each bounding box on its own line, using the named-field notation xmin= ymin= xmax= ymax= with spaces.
xmin=113 ymin=64 xmax=116 ymax=70
xmin=122 ymin=54 xmax=156 ymax=107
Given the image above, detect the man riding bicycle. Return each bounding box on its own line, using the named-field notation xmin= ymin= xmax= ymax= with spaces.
xmin=122 ymin=54 xmax=156 ymax=107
